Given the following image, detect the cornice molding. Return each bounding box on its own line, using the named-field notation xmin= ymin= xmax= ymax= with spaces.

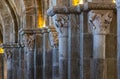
xmin=19 ymin=28 xmax=43 ymax=35
xmin=47 ymin=2 xmax=116 ymax=16
xmin=83 ymin=2 xmax=116 ymax=11
xmin=1 ymin=43 xmax=22 ymax=48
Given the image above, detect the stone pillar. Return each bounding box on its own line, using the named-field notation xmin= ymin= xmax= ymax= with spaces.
xmin=48 ymin=26 xmax=59 ymax=79
xmin=20 ymin=29 xmax=36 ymax=79
xmin=42 ymin=27 xmax=53 ymax=79
xmin=12 ymin=45 xmax=20 ymax=79
xmin=54 ymin=14 xmax=69 ymax=79
xmin=18 ymin=45 xmax=24 ymax=79
xmin=116 ymin=1 xmax=120 ymax=79
xmin=80 ymin=9 xmax=93 ymax=79
xmin=2 ymin=43 xmax=20 ymax=79
xmin=88 ymin=9 xmax=117 ymax=79
xmin=47 ymin=5 xmax=81 ymax=79
xmin=68 ymin=11 xmax=81 ymax=79
xmin=48 ymin=3 xmax=70 ymax=79
xmin=5 ymin=48 xmax=12 ymax=79
xmin=19 ymin=28 xmax=44 ymax=79
xmin=34 ymin=29 xmax=43 ymax=79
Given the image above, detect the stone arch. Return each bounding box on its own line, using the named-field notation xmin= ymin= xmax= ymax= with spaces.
xmin=0 ymin=0 xmax=17 ymax=43
xmin=20 ymin=0 xmax=50 ymax=28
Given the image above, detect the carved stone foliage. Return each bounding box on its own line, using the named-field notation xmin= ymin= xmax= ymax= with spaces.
xmin=4 ymin=49 xmax=13 ymax=60
xmin=54 ymin=14 xmax=69 ymax=34
xmin=88 ymin=10 xmax=113 ymax=34
xmin=49 ymin=31 xmax=58 ymax=48
xmin=23 ymin=34 xmax=35 ymax=51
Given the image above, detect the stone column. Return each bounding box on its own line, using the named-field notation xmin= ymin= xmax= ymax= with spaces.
xmin=18 ymin=45 xmax=24 ymax=79
xmin=80 ymin=8 xmax=93 ymax=79
xmin=4 ymin=48 xmax=12 ymax=79
xmin=68 ymin=10 xmax=81 ymax=79
xmin=54 ymin=14 xmax=69 ymax=79
xmin=47 ymin=5 xmax=81 ymax=79
xmin=116 ymin=1 xmax=120 ymax=79
xmin=88 ymin=9 xmax=117 ymax=79
xmin=48 ymin=3 xmax=70 ymax=79
xmin=12 ymin=44 xmax=20 ymax=79
xmin=42 ymin=27 xmax=53 ymax=79
xmin=2 ymin=43 xmax=20 ymax=79
xmin=48 ymin=26 xmax=59 ymax=79
xmin=20 ymin=29 xmax=36 ymax=79
xmin=34 ymin=29 xmax=43 ymax=79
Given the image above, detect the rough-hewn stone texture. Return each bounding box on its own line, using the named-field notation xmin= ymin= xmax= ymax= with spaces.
xmin=0 ymin=0 xmax=118 ymax=79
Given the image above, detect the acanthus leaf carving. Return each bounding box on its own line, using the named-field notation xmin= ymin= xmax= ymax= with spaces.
xmin=23 ymin=34 xmax=35 ymax=51
xmin=54 ymin=14 xmax=69 ymax=34
xmin=88 ymin=10 xmax=113 ymax=34
xmin=49 ymin=31 xmax=58 ymax=48
xmin=4 ymin=49 xmax=13 ymax=60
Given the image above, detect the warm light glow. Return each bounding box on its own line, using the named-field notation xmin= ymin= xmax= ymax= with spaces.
xmin=79 ymin=0 xmax=83 ymax=4
xmin=113 ymin=0 xmax=116 ymax=3
xmin=0 ymin=48 xmax=4 ymax=54
xmin=72 ymin=0 xmax=83 ymax=5
xmin=38 ymin=10 xmax=46 ymax=28
xmin=73 ymin=0 xmax=79 ymax=5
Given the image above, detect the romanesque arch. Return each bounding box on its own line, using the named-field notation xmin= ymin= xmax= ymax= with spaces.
xmin=0 ymin=0 xmax=17 ymax=43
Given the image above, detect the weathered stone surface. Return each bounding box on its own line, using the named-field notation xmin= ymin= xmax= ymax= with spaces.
xmin=0 ymin=1 xmax=118 ymax=79
xmin=92 ymin=59 xmax=106 ymax=79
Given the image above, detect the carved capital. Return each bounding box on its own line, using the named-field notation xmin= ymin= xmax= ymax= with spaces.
xmin=23 ymin=34 xmax=35 ymax=51
xmin=54 ymin=14 xmax=69 ymax=34
xmin=48 ymin=27 xmax=58 ymax=48
xmin=88 ymin=10 xmax=113 ymax=34
xmin=4 ymin=49 xmax=13 ymax=60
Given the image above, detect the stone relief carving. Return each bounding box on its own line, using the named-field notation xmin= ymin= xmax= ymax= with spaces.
xmin=54 ymin=14 xmax=69 ymax=33
xmin=49 ymin=32 xmax=58 ymax=48
xmin=4 ymin=49 xmax=13 ymax=60
xmin=23 ymin=34 xmax=35 ymax=51
xmin=88 ymin=10 xmax=113 ymax=34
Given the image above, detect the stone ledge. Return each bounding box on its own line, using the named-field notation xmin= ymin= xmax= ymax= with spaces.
xmin=19 ymin=28 xmax=43 ymax=35
xmin=83 ymin=2 xmax=116 ymax=11
xmin=47 ymin=2 xmax=116 ymax=16
xmin=0 ymin=43 xmax=23 ymax=48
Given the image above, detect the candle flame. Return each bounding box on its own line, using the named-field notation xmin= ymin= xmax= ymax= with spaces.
xmin=72 ymin=0 xmax=83 ymax=5
xmin=0 ymin=48 xmax=4 ymax=54
xmin=38 ymin=10 xmax=46 ymax=28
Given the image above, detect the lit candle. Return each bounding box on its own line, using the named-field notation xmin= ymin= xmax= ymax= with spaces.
xmin=0 ymin=48 xmax=4 ymax=54
xmin=72 ymin=0 xmax=83 ymax=5
xmin=38 ymin=16 xmax=46 ymax=28
xmin=72 ymin=0 xmax=79 ymax=5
